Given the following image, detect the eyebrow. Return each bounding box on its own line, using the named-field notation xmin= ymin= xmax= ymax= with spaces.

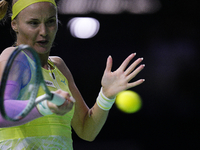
xmin=28 ymin=15 xmax=57 ymax=21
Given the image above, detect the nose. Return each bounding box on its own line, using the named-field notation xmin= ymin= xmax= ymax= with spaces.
xmin=39 ymin=24 xmax=48 ymax=37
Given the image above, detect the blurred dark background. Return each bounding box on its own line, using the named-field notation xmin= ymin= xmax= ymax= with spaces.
xmin=0 ymin=0 xmax=200 ymax=149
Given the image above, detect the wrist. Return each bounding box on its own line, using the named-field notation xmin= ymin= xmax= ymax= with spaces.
xmin=101 ymin=87 xmax=116 ymax=99
xmin=96 ymin=87 xmax=116 ymax=111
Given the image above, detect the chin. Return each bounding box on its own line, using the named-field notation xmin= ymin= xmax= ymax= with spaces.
xmin=34 ymin=46 xmax=51 ymax=54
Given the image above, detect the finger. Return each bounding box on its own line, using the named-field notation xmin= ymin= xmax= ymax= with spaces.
xmin=126 ymin=64 xmax=145 ymax=82
xmin=118 ymin=53 xmax=136 ymax=71
xmin=48 ymin=101 xmax=64 ymax=114
xmin=69 ymin=96 xmax=76 ymax=103
xmin=59 ymin=100 xmax=74 ymax=114
xmin=66 ymin=100 xmax=74 ymax=110
xmin=124 ymin=57 xmax=143 ymax=76
xmin=58 ymin=97 xmax=75 ymax=109
xmin=50 ymin=100 xmax=74 ymax=115
xmin=59 ymin=99 xmax=73 ymax=108
xmin=55 ymin=89 xmax=72 ymax=102
xmin=104 ymin=55 xmax=113 ymax=73
xmin=127 ymin=79 xmax=145 ymax=89
xmin=47 ymin=100 xmax=57 ymax=108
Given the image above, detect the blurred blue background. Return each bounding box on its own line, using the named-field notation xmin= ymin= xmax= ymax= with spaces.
xmin=0 ymin=0 xmax=199 ymax=149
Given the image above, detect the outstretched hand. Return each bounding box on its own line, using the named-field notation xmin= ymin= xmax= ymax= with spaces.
xmin=101 ymin=53 xmax=145 ymax=99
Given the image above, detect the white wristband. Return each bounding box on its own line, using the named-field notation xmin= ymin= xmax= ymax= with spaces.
xmin=36 ymin=100 xmax=53 ymax=116
xmin=96 ymin=88 xmax=116 ymax=110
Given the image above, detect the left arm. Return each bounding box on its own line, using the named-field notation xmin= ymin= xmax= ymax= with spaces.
xmin=51 ymin=53 xmax=145 ymax=141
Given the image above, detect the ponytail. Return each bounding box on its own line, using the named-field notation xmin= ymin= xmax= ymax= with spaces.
xmin=0 ymin=0 xmax=9 ymax=20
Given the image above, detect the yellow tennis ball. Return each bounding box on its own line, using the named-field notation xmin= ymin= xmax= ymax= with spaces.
xmin=115 ymin=90 xmax=142 ymax=113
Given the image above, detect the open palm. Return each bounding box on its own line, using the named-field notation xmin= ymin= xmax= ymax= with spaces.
xmin=101 ymin=53 xmax=145 ymax=99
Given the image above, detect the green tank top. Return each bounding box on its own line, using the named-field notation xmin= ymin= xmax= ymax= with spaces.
xmin=0 ymin=59 xmax=75 ymax=149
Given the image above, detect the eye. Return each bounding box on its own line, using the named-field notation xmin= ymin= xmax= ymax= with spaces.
xmin=28 ymin=21 xmax=39 ymax=27
xmin=46 ymin=18 xmax=57 ymax=26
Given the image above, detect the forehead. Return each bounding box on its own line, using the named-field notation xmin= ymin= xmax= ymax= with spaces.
xmin=18 ymin=2 xmax=57 ymax=19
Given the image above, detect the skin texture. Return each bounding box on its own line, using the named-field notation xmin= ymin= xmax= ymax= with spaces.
xmin=11 ymin=2 xmax=57 ymax=66
xmin=0 ymin=2 xmax=145 ymax=141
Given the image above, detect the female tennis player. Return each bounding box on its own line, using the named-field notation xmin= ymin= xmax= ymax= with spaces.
xmin=0 ymin=0 xmax=145 ymax=149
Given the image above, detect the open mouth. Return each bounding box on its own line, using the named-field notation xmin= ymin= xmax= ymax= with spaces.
xmin=37 ymin=40 xmax=49 ymax=46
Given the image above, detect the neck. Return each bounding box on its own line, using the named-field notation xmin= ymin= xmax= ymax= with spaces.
xmin=38 ymin=52 xmax=50 ymax=69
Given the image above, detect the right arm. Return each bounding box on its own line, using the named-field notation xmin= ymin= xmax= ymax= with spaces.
xmin=0 ymin=47 xmax=42 ymax=127
xmin=0 ymin=47 xmax=74 ymax=127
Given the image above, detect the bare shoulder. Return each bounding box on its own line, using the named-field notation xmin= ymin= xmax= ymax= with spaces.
xmin=0 ymin=47 xmax=16 ymax=77
xmin=49 ymin=56 xmax=65 ymax=67
xmin=0 ymin=47 xmax=16 ymax=61
xmin=49 ymin=56 xmax=74 ymax=82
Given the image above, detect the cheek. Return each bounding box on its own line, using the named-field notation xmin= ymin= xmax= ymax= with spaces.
xmin=50 ymin=26 xmax=58 ymax=40
xmin=18 ymin=27 xmax=37 ymax=42
xmin=53 ymin=24 xmax=58 ymax=35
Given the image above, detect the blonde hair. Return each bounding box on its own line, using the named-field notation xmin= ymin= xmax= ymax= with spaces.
xmin=0 ymin=0 xmax=9 ymax=20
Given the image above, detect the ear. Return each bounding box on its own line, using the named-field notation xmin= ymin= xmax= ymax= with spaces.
xmin=11 ymin=20 xmax=18 ymax=33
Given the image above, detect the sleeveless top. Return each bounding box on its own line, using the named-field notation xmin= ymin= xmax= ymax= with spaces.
xmin=0 ymin=58 xmax=75 ymax=150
